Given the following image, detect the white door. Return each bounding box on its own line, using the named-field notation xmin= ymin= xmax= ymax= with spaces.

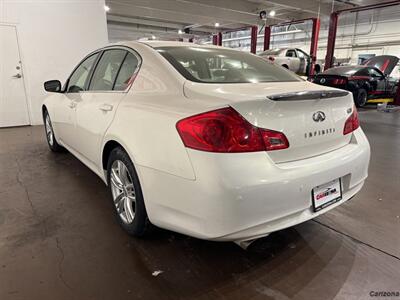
xmin=0 ymin=25 xmax=30 ymax=127
xmin=74 ymin=49 xmax=140 ymax=166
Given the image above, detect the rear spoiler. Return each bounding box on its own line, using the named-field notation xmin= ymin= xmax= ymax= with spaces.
xmin=267 ymin=90 xmax=349 ymax=101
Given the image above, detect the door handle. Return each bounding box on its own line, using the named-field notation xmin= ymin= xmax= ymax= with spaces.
xmin=99 ymin=104 xmax=113 ymax=112
xmin=12 ymin=74 xmax=22 ymax=79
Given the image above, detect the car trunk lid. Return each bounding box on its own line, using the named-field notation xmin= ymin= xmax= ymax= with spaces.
xmin=184 ymin=81 xmax=354 ymax=163
xmin=313 ymin=74 xmax=348 ymax=89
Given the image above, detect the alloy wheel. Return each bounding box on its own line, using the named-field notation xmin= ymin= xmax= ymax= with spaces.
xmin=45 ymin=114 xmax=54 ymax=146
xmin=110 ymin=160 xmax=136 ymax=224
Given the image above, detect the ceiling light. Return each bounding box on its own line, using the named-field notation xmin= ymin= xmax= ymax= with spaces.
xmin=269 ymin=10 xmax=276 ymax=17
xmin=215 ymin=22 xmax=220 ymax=27
xmin=178 ymin=29 xmax=183 ymax=34
xmin=151 ymin=35 xmax=156 ymax=40
xmin=104 ymin=5 xmax=110 ymax=12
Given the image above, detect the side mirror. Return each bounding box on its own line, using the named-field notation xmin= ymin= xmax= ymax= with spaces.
xmin=44 ymin=80 xmax=62 ymax=93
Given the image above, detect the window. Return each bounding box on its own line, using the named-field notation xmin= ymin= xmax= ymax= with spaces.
xmin=67 ymin=53 xmax=99 ymax=93
xmin=296 ymin=49 xmax=309 ymax=59
xmin=286 ymin=49 xmax=297 ymax=58
xmin=156 ymin=46 xmax=301 ymax=83
xmin=368 ymin=68 xmax=383 ymax=78
xmin=354 ymin=68 xmax=370 ymax=76
xmin=89 ymin=49 xmax=127 ymax=91
xmin=114 ymin=53 xmax=139 ymax=91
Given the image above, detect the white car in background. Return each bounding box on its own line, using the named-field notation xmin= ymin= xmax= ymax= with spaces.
xmin=260 ymin=48 xmax=321 ymax=75
xmin=42 ymin=41 xmax=370 ymax=245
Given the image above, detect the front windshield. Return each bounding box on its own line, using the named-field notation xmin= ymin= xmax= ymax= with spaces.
xmin=156 ymin=46 xmax=302 ymax=84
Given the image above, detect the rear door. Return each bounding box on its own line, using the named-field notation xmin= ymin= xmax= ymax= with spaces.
xmin=73 ymin=48 xmax=141 ymax=166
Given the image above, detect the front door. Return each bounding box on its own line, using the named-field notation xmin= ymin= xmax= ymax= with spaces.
xmin=73 ymin=49 xmax=140 ymax=167
xmin=0 ymin=25 xmax=29 ymax=127
xmin=54 ymin=52 xmax=100 ymax=149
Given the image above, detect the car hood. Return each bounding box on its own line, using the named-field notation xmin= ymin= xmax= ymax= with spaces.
xmin=363 ymin=55 xmax=399 ymax=75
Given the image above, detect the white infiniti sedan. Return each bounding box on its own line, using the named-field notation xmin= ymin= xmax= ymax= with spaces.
xmin=42 ymin=41 xmax=370 ymax=244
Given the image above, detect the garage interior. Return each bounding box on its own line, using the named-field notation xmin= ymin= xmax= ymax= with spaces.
xmin=1 ymin=0 xmax=400 ymax=299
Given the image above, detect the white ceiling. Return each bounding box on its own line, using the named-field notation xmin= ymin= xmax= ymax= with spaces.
xmin=106 ymin=0 xmax=388 ymax=41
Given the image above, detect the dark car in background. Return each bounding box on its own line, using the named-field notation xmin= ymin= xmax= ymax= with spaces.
xmin=313 ymin=55 xmax=399 ymax=107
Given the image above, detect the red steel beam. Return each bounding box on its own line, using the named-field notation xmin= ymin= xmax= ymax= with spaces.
xmin=308 ymin=18 xmax=321 ymax=77
xmin=324 ymin=1 xmax=400 ymax=70
xmin=324 ymin=12 xmax=339 ymax=70
xmin=212 ymin=33 xmax=222 ymax=46
xmin=212 ymin=35 xmax=217 ymax=45
xmin=250 ymin=26 xmax=258 ymax=54
xmin=336 ymin=0 xmax=400 ymax=14
xmin=264 ymin=26 xmax=271 ymax=51
xmin=217 ymin=32 xmax=222 ymax=46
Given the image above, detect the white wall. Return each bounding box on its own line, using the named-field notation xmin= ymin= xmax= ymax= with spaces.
xmin=0 ymin=0 xmax=108 ymax=125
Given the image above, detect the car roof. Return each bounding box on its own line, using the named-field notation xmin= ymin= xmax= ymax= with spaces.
xmin=114 ymin=40 xmax=223 ymax=50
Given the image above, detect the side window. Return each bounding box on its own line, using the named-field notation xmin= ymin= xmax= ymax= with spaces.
xmin=369 ymin=68 xmax=383 ymax=78
xmin=67 ymin=53 xmax=99 ymax=93
xmin=296 ymin=49 xmax=309 ymax=59
xmin=114 ymin=52 xmax=140 ymax=91
xmin=286 ymin=49 xmax=297 ymax=58
xmin=89 ymin=49 xmax=127 ymax=91
xmin=355 ymin=68 xmax=369 ymax=76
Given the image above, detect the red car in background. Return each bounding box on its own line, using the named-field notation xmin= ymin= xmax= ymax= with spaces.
xmin=313 ymin=55 xmax=399 ymax=107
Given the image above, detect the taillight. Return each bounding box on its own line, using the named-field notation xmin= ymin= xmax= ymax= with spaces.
xmin=343 ymin=107 xmax=360 ymax=135
xmin=332 ymin=78 xmax=346 ymax=85
xmin=176 ymin=107 xmax=289 ymax=153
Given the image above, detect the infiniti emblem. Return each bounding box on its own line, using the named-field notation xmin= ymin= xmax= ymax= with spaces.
xmin=320 ymin=78 xmax=326 ymax=84
xmin=313 ymin=111 xmax=326 ymax=122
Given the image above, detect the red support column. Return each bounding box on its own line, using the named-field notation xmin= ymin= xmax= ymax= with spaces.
xmin=212 ymin=35 xmax=217 ymax=45
xmin=308 ymin=18 xmax=321 ymax=78
xmin=217 ymin=32 xmax=222 ymax=46
xmin=324 ymin=12 xmax=339 ymax=70
xmin=263 ymin=26 xmax=271 ymax=51
xmin=213 ymin=32 xmax=222 ymax=46
xmin=250 ymin=26 xmax=258 ymax=54
xmin=394 ymin=82 xmax=400 ymax=105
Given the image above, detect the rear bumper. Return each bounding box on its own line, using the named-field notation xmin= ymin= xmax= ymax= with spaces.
xmin=139 ymin=128 xmax=370 ymax=241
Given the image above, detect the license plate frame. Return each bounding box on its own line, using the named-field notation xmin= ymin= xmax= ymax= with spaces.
xmin=312 ymin=178 xmax=342 ymax=212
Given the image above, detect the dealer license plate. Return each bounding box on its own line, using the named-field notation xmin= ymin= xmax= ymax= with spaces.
xmin=312 ymin=179 xmax=342 ymax=212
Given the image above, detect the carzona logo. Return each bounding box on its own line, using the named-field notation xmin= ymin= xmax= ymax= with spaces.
xmin=316 ymin=188 xmax=338 ymax=200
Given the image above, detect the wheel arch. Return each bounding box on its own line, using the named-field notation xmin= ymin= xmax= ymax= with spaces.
xmin=282 ymin=64 xmax=289 ymax=69
xmin=102 ymin=139 xmax=125 ymax=171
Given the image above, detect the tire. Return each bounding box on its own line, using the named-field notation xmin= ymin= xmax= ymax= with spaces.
xmin=355 ymin=88 xmax=368 ymax=107
xmin=43 ymin=109 xmax=65 ymax=152
xmin=107 ymin=147 xmax=151 ymax=236
xmin=282 ymin=64 xmax=289 ymax=69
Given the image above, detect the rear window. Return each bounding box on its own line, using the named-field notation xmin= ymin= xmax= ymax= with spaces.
xmin=156 ymin=46 xmax=301 ymax=84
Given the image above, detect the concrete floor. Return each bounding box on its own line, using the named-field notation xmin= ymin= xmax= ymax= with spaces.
xmin=0 ymin=109 xmax=399 ymax=300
